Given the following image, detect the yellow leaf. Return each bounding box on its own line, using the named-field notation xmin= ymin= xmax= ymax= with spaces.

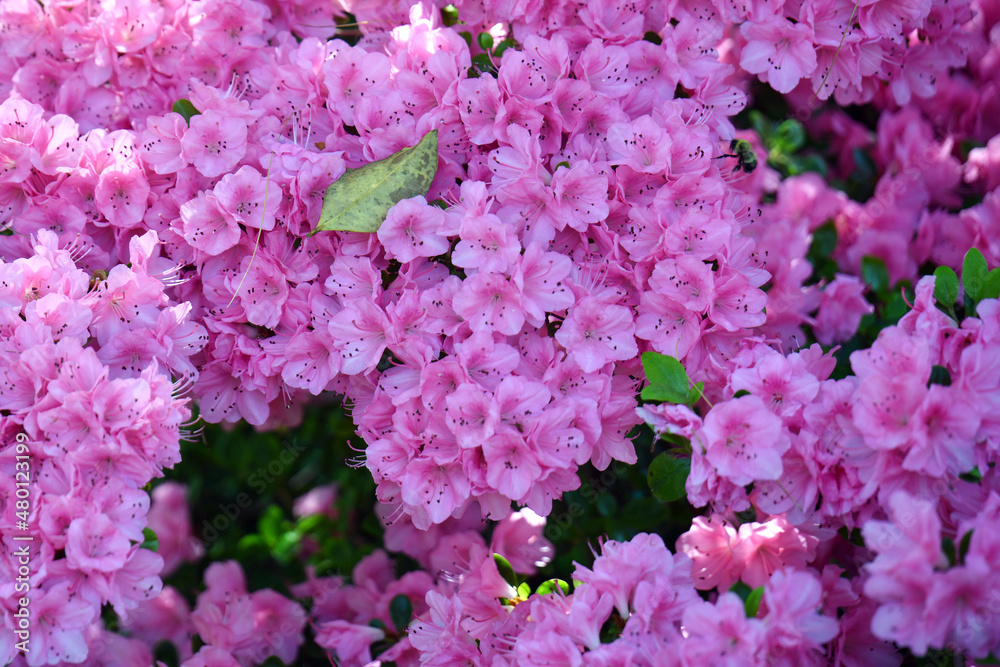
xmin=312 ymin=130 xmax=439 ymax=234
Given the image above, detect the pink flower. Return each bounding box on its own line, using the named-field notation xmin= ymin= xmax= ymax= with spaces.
xmin=635 ymin=403 xmax=703 ymax=440
xmin=328 ymin=299 xmax=390 ymax=376
xmin=25 ymin=583 xmax=95 ymax=666
xmin=66 ymin=512 xmax=131 ymax=573
xmin=813 ymin=275 xmax=873 ymax=346
xmin=490 ymin=508 xmax=553 ymax=574
xmin=681 ymin=593 xmax=766 ymax=665
xmin=649 ymin=256 xmax=717 ymax=314
xmin=138 ymin=112 xmax=187 ymax=174
xmin=119 ymin=587 xmax=193 ymax=661
xmin=708 ymin=269 xmax=768 ymax=332
xmin=736 ymin=517 xmax=819 ymax=588
xmin=281 ymin=329 xmax=341 ymax=395
xmin=191 ymin=562 xmax=254 ymax=653
xmin=377 ymin=197 xmax=450 ymax=263
xmin=452 ymin=272 xmax=525 ymax=336
xmin=512 ymin=244 xmax=575 ymax=327
xmin=181 ymin=646 xmax=241 ymax=667
xmin=573 ymin=533 xmax=677 ymax=618
xmin=180 ymin=109 xmax=248 ymax=178
xmin=761 ymin=569 xmax=840 ymax=663
xmin=453 ymin=213 xmax=521 ymax=273
xmin=214 ymin=165 xmax=280 ymax=231
xmin=729 ymin=349 xmax=820 ymax=421
xmin=740 ymin=17 xmax=818 ymax=94
xmin=239 ymin=589 xmax=307 ymax=664
xmin=95 ymin=166 xmax=149 ymax=228
xmin=400 ymin=456 xmax=471 ymax=526
xmin=313 ymin=620 xmax=385 ymax=666
xmin=147 ymin=482 xmax=203 ymax=576
xmin=483 ymin=432 xmax=543 ymax=501
xmin=606 ymin=116 xmax=672 ymax=174
xmin=108 ymin=547 xmax=165 ymax=617
xmin=555 ymin=296 xmax=637 ymax=373
xmin=902 ymin=385 xmax=979 ymax=476
xmin=697 ymin=395 xmax=790 ymax=486
xmin=179 ymin=192 xmax=241 ymax=256
xmin=676 ymin=515 xmax=742 ymax=591
xmin=548 ymin=161 xmax=609 ymax=231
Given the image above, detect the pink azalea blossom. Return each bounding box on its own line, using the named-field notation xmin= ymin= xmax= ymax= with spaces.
xmin=697 ymin=395 xmax=791 ymax=486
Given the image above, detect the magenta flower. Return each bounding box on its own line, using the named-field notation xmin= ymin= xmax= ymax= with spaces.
xmin=400 ymin=456 xmax=471 ymax=526
xmin=698 ymin=395 xmax=790 ymax=486
xmin=452 ymin=272 xmax=525 ymax=336
xmin=740 ymin=17 xmax=818 ymax=94
xmin=214 ymin=165 xmax=280 ymax=231
xmin=377 ymin=197 xmax=450 ymax=263
xmin=179 ymin=109 xmax=247 ymax=178
xmin=555 ymin=296 xmax=637 ymax=373
xmin=66 ymin=512 xmax=131 ymax=573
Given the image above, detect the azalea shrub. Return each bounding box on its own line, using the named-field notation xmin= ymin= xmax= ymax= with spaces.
xmin=3 ymin=0 xmax=1000 ymax=665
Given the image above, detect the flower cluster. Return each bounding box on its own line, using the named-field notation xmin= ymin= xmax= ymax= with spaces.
xmin=0 ymin=231 xmax=202 ymax=666
xmin=2 ymin=0 xmax=1000 ymax=664
xmin=409 ymin=533 xmax=842 ymax=667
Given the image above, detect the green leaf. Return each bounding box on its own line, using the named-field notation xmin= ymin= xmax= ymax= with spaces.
xmin=660 ymin=432 xmax=691 ymax=450
xmin=493 ymin=553 xmax=518 ymax=587
xmin=728 ymin=581 xmax=752 ymax=598
xmin=984 ymin=269 xmax=1000 ymax=301
xmin=942 ymin=537 xmax=957 ymax=567
xmin=141 ymin=527 xmax=159 ymax=552
xmin=236 ymin=534 xmax=265 ymax=556
xmin=314 ymin=130 xmax=439 ymax=234
xmin=789 ymin=153 xmax=828 ymax=177
xmin=440 ymin=4 xmax=459 ymax=25
xmin=492 ymin=37 xmax=516 ymax=58
xmin=960 ymin=466 xmax=982 ymax=484
xmin=810 ymin=220 xmax=838 ymax=258
xmin=295 ymin=513 xmax=327 ymax=535
xmin=933 ymin=266 xmax=960 ymax=309
xmin=536 ymin=579 xmax=571 ymax=596
xmin=852 ymin=147 xmax=877 ymax=174
xmin=748 ymin=110 xmax=772 ymax=145
xmin=732 ymin=389 xmax=751 ymax=399
xmin=389 ymin=594 xmax=413 ymax=634
xmin=883 ymin=286 xmax=912 ymax=325
xmin=958 ymin=530 xmax=974 ymax=565
xmin=963 ymin=248 xmax=989 ymax=303
xmin=596 ymin=492 xmax=618 ymax=518
xmin=928 ymin=365 xmax=952 ymax=387
xmin=861 ymin=256 xmax=890 ymax=295
xmin=272 ymin=531 xmax=301 ymax=563
xmin=258 ymin=505 xmax=285 ymax=547
xmin=477 ymin=32 xmax=494 ymax=50
xmin=685 ymin=382 xmax=704 ymax=406
xmin=517 ymin=582 xmax=531 ymax=599
xmin=772 ymin=119 xmax=805 ymax=154
xmin=470 ymin=53 xmax=496 ymax=76
xmin=647 ymin=454 xmax=690 ymax=503
xmin=640 ymin=352 xmax=691 ymax=404
xmin=171 ymin=99 xmax=200 ymax=125
xmin=744 ymin=586 xmax=764 ymax=618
